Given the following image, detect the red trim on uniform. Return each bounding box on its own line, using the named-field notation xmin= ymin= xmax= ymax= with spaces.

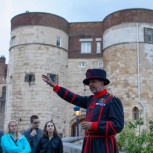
xmin=111 ymin=137 xmax=114 ymax=153
xmin=94 ymin=89 xmax=107 ymax=98
xmin=85 ymin=135 xmax=115 ymax=138
xmin=105 ymin=95 xmax=113 ymax=104
xmin=63 ymin=90 xmax=68 ymax=99
xmin=70 ymin=94 xmax=76 ymax=103
xmin=106 ymin=121 xmax=110 ymax=153
xmin=97 ymin=95 xmax=112 ymax=122
xmin=89 ymin=102 xmax=96 ymax=108
xmin=53 ymin=85 xmax=60 ymax=93
xmin=83 ymin=137 xmax=89 ymax=153
xmin=91 ymin=122 xmax=98 ymax=130
xmin=109 ymin=121 xmax=117 ymax=135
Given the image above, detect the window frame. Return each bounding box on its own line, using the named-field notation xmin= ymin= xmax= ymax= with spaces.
xmin=25 ymin=73 xmax=35 ymax=86
xmin=78 ymin=62 xmax=86 ymax=68
xmin=47 ymin=73 xmax=58 ymax=84
xmin=96 ymin=41 xmax=101 ymax=53
xmin=10 ymin=36 xmax=16 ymax=46
xmin=98 ymin=61 xmax=103 ymax=68
xmin=132 ymin=107 xmax=139 ymax=120
xmin=144 ymin=28 xmax=153 ymax=44
xmin=56 ymin=36 xmax=61 ymax=47
xmin=79 ymin=38 xmax=93 ymax=54
xmin=96 ymin=38 xmax=101 ymax=54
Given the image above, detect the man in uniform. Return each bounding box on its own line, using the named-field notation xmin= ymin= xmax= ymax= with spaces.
xmin=42 ymin=68 xmax=124 ymax=153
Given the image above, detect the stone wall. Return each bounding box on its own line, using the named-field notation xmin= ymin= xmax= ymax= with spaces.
xmin=103 ymin=22 xmax=153 ymax=125
xmin=5 ymin=24 xmax=69 ymax=134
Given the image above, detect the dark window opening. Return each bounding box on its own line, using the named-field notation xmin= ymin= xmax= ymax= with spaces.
xmin=132 ymin=107 xmax=139 ymax=120
xmin=56 ymin=36 xmax=61 ymax=47
xmin=25 ymin=73 xmax=35 ymax=86
xmin=47 ymin=73 xmax=58 ymax=84
xmin=144 ymin=28 xmax=153 ymax=44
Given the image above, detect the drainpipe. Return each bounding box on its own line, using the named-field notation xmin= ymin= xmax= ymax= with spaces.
xmin=136 ymin=23 xmax=146 ymax=129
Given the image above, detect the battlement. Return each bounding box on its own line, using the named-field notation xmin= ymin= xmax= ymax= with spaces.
xmin=0 ymin=55 xmax=7 ymax=79
xmin=0 ymin=56 xmax=6 ymax=63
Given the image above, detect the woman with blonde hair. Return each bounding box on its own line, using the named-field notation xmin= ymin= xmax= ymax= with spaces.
xmin=36 ymin=120 xmax=63 ymax=153
xmin=1 ymin=120 xmax=31 ymax=153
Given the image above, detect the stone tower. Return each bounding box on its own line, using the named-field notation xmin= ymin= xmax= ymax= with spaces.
xmin=102 ymin=9 xmax=153 ymax=127
xmin=5 ymin=12 xmax=69 ymax=135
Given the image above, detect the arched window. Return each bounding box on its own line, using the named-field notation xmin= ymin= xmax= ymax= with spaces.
xmin=132 ymin=107 xmax=139 ymax=120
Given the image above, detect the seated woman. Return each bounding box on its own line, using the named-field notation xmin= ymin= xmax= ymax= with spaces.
xmin=36 ymin=120 xmax=63 ymax=153
xmin=1 ymin=120 xmax=31 ymax=153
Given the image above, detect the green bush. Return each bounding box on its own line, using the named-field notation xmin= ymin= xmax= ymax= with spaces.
xmin=117 ymin=119 xmax=153 ymax=153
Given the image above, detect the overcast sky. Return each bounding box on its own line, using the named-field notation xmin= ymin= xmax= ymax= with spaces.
xmin=1 ymin=0 xmax=153 ymax=63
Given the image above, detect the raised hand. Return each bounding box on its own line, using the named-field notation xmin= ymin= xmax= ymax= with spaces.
xmin=30 ymin=129 xmax=37 ymax=137
xmin=42 ymin=74 xmax=56 ymax=88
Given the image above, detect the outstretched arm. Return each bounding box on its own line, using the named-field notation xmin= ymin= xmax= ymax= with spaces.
xmin=42 ymin=74 xmax=89 ymax=109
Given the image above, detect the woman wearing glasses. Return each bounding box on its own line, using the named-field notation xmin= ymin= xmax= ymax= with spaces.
xmin=36 ymin=120 xmax=63 ymax=153
xmin=1 ymin=120 xmax=31 ymax=153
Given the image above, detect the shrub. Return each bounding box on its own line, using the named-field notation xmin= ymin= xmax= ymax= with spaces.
xmin=117 ymin=119 xmax=153 ymax=153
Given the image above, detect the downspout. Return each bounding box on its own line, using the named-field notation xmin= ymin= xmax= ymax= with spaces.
xmin=136 ymin=23 xmax=146 ymax=129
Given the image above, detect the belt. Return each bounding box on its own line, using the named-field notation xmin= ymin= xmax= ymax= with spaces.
xmin=85 ymin=130 xmax=115 ymax=138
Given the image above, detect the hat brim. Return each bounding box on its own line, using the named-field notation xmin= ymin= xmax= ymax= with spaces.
xmin=83 ymin=77 xmax=110 ymax=86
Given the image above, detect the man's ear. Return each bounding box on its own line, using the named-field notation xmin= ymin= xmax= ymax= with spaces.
xmin=100 ymin=81 xmax=104 ymax=86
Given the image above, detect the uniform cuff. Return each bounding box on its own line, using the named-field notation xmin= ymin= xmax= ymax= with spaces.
xmin=53 ymin=85 xmax=60 ymax=93
xmin=91 ymin=122 xmax=98 ymax=130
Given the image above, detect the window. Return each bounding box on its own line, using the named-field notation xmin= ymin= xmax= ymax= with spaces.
xmin=144 ymin=28 xmax=153 ymax=43
xmin=25 ymin=73 xmax=35 ymax=85
xmin=47 ymin=73 xmax=58 ymax=84
xmin=81 ymin=42 xmax=91 ymax=53
xmin=78 ymin=62 xmax=85 ymax=68
xmin=56 ymin=36 xmax=61 ymax=47
xmin=132 ymin=107 xmax=139 ymax=120
xmin=10 ymin=36 xmax=16 ymax=45
xmin=96 ymin=42 xmax=101 ymax=53
xmin=98 ymin=62 xmax=103 ymax=68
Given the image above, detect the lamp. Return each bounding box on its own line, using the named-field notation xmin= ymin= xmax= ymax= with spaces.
xmin=73 ymin=106 xmax=81 ymax=136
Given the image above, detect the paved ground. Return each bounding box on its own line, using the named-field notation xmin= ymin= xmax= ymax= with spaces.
xmin=62 ymin=137 xmax=126 ymax=153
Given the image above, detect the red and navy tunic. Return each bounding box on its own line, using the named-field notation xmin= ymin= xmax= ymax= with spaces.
xmin=53 ymin=85 xmax=124 ymax=153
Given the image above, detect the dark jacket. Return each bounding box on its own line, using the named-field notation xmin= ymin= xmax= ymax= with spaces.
xmin=23 ymin=128 xmax=43 ymax=153
xmin=53 ymin=86 xmax=124 ymax=153
xmin=36 ymin=135 xmax=63 ymax=153
xmin=0 ymin=130 xmax=3 ymax=153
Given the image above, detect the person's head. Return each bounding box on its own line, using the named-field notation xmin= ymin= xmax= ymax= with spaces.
xmin=83 ymin=69 xmax=110 ymax=94
xmin=8 ymin=120 xmax=18 ymax=134
xmin=30 ymin=115 xmax=40 ymax=129
xmin=43 ymin=121 xmax=58 ymax=137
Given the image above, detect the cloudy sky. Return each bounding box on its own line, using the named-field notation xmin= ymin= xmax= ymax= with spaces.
xmin=1 ymin=0 xmax=153 ymax=63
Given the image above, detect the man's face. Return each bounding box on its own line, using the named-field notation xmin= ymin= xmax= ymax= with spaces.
xmin=88 ymin=79 xmax=104 ymax=94
xmin=31 ymin=119 xmax=40 ymax=129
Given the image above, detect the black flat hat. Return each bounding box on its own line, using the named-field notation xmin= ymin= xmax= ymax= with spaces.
xmin=83 ymin=69 xmax=110 ymax=86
